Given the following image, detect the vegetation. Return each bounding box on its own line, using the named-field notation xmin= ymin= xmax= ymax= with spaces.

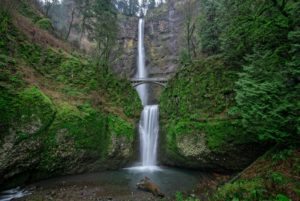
xmin=161 ymin=0 xmax=299 ymax=200
xmin=0 ymin=0 xmax=299 ymax=200
xmin=0 ymin=0 xmax=140 ymax=188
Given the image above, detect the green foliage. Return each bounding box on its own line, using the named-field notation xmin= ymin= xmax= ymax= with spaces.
xmin=17 ymin=0 xmax=42 ymax=23
xmin=198 ymin=0 xmax=222 ymax=55
xmin=0 ymin=86 xmax=56 ymax=144
xmin=160 ymin=57 xmax=241 ymax=151
xmin=176 ymin=192 xmax=201 ymax=201
xmin=166 ymin=119 xmax=242 ymax=151
xmin=88 ymin=0 xmax=118 ymax=62
xmin=15 ymin=41 xmax=140 ymax=118
xmin=176 ymin=192 xmax=184 ymax=201
xmin=0 ymin=3 xmax=139 ymax=180
xmin=235 ymin=49 xmax=298 ymax=142
xmin=271 ymin=148 xmax=294 ymax=162
xmin=35 ymin=18 xmax=53 ymax=31
xmin=275 ymin=194 xmax=292 ymax=201
xmin=160 ymin=58 xmax=237 ymax=120
xmin=190 ymin=0 xmax=300 ymax=144
xmin=108 ymin=114 xmax=134 ymax=139
xmin=212 ymin=178 xmax=267 ymax=201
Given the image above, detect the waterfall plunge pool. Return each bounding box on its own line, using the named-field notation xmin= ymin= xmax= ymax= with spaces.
xmin=0 ymin=167 xmax=211 ymax=201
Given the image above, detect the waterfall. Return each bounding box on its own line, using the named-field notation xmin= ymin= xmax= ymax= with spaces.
xmin=136 ymin=18 xmax=148 ymax=106
xmin=139 ymin=105 xmax=159 ymax=167
xmin=135 ymin=17 xmax=159 ymax=170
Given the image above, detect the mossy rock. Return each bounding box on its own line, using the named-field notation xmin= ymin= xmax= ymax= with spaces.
xmin=41 ymin=102 xmax=109 ymax=169
xmin=35 ymin=18 xmax=53 ymax=31
xmin=13 ymin=87 xmax=56 ymax=141
xmin=160 ymin=57 xmax=264 ymax=170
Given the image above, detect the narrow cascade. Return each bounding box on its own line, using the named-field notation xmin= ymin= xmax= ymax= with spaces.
xmin=136 ymin=18 xmax=148 ymax=106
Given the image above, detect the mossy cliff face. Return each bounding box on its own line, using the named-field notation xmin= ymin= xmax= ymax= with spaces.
xmin=159 ymin=58 xmax=264 ymax=171
xmin=0 ymin=87 xmax=137 ymax=189
xmin=0 ymin=6 xmax=140 ymax=189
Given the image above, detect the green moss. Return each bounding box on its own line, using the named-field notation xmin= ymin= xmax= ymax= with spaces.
xmin=165 ymin=119 xmax=242 ymax=150
xmin=160 ymin=57 xmax=237 ymax=120
xmin=39 ymin=102 xmax=110 ymax=171
xmin=213 ymin=178 xmax=266 ymax=201
xmin=108 ymin=114 xmax=135 ymax=139
xmin=0 ymin=3 xmax=140 ymax=184
xmin=15 ymin=87 xmax=56 ymax=140
xmin=35 ymin=18 xmax=53 ymax=31
xmin=17 ymin=0 xmax=42 ymax=23
xmin=160 ymin=57 xmax=244 ymax=153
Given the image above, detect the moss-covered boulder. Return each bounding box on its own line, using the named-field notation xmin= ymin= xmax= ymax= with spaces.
xmin=0 ymin=87 xmax=56 ymax=187
xmin=159 ymin=58 xmax=264 ymax=171
xmin=0 ymin=88 xmax=137 ymax=189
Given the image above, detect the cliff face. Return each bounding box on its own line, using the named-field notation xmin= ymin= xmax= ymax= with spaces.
xmin=159 ymin=58 xmax=265 ymax=171
xmin=112 ymin=0 xmax=186 ymax=79
xmin=144 ymin=0 xmax=185 ymax=78
xmin=0 ymin=2 xmax=141 ymax=189
xmin=111 ymin=15 xmax=138 ymax=78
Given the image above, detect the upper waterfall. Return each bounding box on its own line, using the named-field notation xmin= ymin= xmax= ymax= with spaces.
xmin=135 ymin=18 xmax=148 ymax=105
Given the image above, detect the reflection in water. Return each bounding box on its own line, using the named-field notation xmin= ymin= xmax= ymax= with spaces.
xmin=0 ymin=167 xmax=209 ymax=200
xmin=35 ymin=167 xmax=207 ymax=195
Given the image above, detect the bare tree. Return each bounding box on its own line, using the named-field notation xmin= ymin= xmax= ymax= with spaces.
xmin=65 ymin=5 xmax=76 ymax=40
xmin=183 ymin=0 xmax=198 ymax=59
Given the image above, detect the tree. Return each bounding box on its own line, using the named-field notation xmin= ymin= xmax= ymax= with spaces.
xmin=65 ymin=4 xmax=76 ymax=40
xmin=87 ymin=0 xmax=118 ymax=76
xmin=197 ymin=0 xmax=222 ymax=56
xmin=43 ymin=0 xmax=59 ymax=17
xmin=183 ymin=0 xmax=198 ymax=60
xmin=73 ymin=0 xmax=92 ymax=44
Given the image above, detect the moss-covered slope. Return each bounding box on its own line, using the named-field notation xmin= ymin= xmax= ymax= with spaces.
xmin=159 ymin=57 xmax=264 ymax=170
xmin=0 ymin=2 xmax=141 ymax=189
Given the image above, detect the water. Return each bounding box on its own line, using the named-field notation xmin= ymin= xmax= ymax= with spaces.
xmin=139 ymin=105 xmax=159 ymax=167
xmin=0 ymin=187 xmax=30 ymax=201
xmin=135 ymin=17 xmax=160 ymax=169
xmin=136 ymin=18 xmax=148 ymax=106
xmin=1 ymin=168 xmax=208 ymax=199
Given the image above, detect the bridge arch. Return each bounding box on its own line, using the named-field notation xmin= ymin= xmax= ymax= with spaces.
xmin=130 ymin=77 xmax=168 ymax=88
xmin=132 ymin=81 xmax=166 ymax=88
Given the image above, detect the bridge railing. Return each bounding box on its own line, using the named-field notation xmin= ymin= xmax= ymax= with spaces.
xmin=130 ymin=78 xmax=168 ymax=82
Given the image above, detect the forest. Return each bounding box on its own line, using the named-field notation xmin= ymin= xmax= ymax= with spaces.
xmin=0 ymin=0 xmax=299 ymax=201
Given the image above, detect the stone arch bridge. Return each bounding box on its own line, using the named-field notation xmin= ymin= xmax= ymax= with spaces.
xmin=130 ymin=77 xmax=168 ymax=87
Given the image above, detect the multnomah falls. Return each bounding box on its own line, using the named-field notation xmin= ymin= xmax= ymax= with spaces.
xmin=135 ymin=17 xmax=159 ymax=170
xmin=0 ymin=0 xmax=299 ymax=200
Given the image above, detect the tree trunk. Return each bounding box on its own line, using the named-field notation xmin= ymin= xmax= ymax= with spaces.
xmin=65 ymin=7 xmax=76 ymax=41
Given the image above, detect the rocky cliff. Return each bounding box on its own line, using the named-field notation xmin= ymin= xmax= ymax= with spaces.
xmin=111 ymin=15 xmax=138 ymax=78
xmin=159 ymin=58 xmax=265 ymax=171
xmin=144 ymin=0 xmax=185 ymax=78
xmin=0 ymin=2 xmax=141 ymax=189
xmin=112 ymin=0 xmax=186 ymax=79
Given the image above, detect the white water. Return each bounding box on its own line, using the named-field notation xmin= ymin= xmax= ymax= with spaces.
xmin=134 ymin=9 xmax=160 ymax=170
xmin=135 ymin=18 xmax=148 ymax=106
xmin=0 ymin=187 xmax=30 ymax=201
xmin=139 ymin=105 xmax=159 ymax=167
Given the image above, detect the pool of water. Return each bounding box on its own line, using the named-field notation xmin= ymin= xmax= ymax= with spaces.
xmin=0 ymin=166 xmax=210 ymax=201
